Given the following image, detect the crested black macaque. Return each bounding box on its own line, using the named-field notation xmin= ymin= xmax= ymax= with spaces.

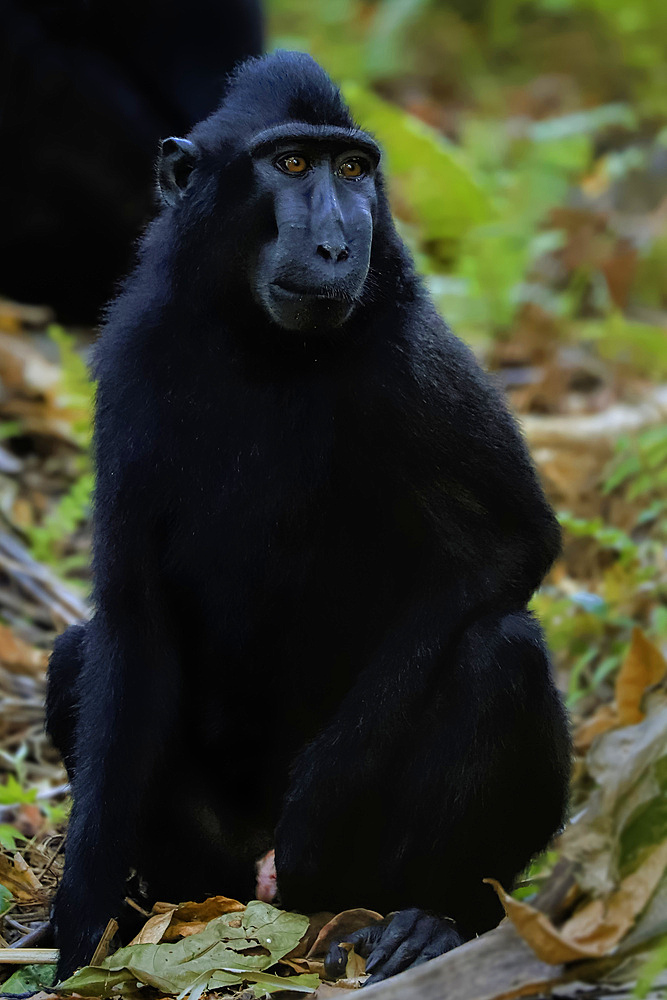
xmin=46 ymin=51 xmax=571 ymax=985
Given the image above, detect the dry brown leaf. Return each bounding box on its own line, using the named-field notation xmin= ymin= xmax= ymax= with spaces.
xmin=90 ymin=918 xmax=119 ymax=965
xmin=286 ymin=912 xmax=334 ymax=959
xmin=616 ymin=629 xmax=667 ymax=726
xmin=0 ymin=300 xmax=53 ymax=332
xmin=152 ymin=901 xmax=179 ymax=914
xmin=279 ymin=955 xmax=325 ymax=976
xmin=341 ymin=943 xmax=366 ymax=981
xmin=0 ymin=852 xmax=45 ymax=901
xmin=560 ymin=839 xmax=667 ymax=952
xmin=162 ymin=895 xmax=246 ymax=941
xmin=484 ymin=879 xmax=596 ymax=964
xmin=307 ymin=908 xmax=383 ymax=958
xmin=129 ymin=909 xmax=175 ymax=946
xmin=0 ymin=623 xmax=48 ymax=676
xmin=0 ymin=332 xmax=61 ymax=395
xmin=600 ymin=239 xmax=637 ymax=309
xmin=574 ymin=630 xmax=667 ymax=753
xmin=487 ymin=840 xmax=667 ymax=964
xmin=573 ymin=703 xmax=619 ymax=754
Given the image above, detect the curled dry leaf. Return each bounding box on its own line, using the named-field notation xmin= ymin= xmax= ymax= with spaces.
xmin=485 ymin=879 xmax=596 ymax=964
xmin=563 ymin=688 xmax=667 ymax=895
xmin=560 ymin=840 xmax=667 ymax=953
xmin=573 ymin=703 xmax=618 ymax=755
xmin=573 ymin=630 xmax=666 ymax=754
xmin=486 ymin=839 xmax=667 ymax=964
xmin=307 ymin=909 xmax=383 ymax=959
xmin=166 ymin=894 xmax=246 ymax=941
xmin=131 ymin=896 xmax=246 ymax=945
xmin=129 ymin=909 xmax=176 ymax=946
xmin=615 ymin=628 xmax=667 ymax=726
xmin=339 ymin=943 xmax=367 ymax=983
xmin=287 ymin=912 xmax=334 ymax=960
xmin=91 ymin=919 xmax=119 ymax=965
xmin=0 ymin=852 xmax=45 ymax=902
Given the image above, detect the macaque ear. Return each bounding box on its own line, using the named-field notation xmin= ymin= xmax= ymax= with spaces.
xmin=158 ymin=137 xmax=198 ymax=207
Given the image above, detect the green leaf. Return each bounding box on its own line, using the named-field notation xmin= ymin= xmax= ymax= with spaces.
xmin=635 ymin=936 xmax=667 ymax=999
xmin=579 ymin=313 xmax=667 ymax=379
xmin=0 ymin=883 xmax=13 ymax=916
xmin=528 ymin=103 xmax=636 ymax=142
xmin=0 ymin=824 xmax=25 ymax=851
xmin=342 ymin=82 xmax=493 ymax=242
xmin=2 ymin=963 xmax=57 ymax=993
xmin=59 ymin=902 xmax=317 ymax=998
xmin=0 ymin=774 xmax=37 ymax=805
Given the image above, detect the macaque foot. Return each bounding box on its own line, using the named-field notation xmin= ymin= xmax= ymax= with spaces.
xmin=325 ymin=907 xmax=464 ymax=985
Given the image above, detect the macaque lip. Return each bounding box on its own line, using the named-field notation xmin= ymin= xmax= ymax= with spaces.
xmin=271 ymin=280 xmax=348 ymax=302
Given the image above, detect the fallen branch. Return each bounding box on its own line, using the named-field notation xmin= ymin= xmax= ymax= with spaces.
xmin=0 ymin=947 xmax=58 ymax=965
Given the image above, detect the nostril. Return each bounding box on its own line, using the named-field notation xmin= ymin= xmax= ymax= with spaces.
xmin=317 ymin=243 xmax=350 ymax=263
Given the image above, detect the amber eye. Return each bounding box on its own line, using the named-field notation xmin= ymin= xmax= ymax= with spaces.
xmin=277 ymin=154 xmax=308 ymax=174
xmin=339 ymin=158 xmax=365 ymax=179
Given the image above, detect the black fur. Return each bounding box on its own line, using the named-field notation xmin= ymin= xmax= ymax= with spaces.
xmin=46 ymin=51 xmax=570 ymax=983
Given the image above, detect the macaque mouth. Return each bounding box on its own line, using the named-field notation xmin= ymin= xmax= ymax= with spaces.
xmin=271 ymin=279 xmax=352 ymax=302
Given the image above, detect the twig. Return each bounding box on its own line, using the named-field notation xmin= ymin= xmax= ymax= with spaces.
xmin=90 ymin=919 xmax=118 ymax=967
xmin=3 ymin=921 xmax=30 ymax=936
xmin=0 ymin=533 xmax=89 ymax=626
xmin=9 ymin=924 xmax=50 ymax=950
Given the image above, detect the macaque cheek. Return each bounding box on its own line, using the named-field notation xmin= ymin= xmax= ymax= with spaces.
xmin=255 ymin=848 xmax=277 ymax=901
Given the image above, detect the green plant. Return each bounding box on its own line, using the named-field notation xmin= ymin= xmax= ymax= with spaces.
xmin=23 ymin=326 xmax=94 ymax=573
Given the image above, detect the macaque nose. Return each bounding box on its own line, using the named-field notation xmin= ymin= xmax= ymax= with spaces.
xmin=317 ymin=242 xmax=350 ymax=263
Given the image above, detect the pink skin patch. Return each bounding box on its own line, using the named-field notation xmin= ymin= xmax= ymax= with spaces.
xmin=256 ymin=848 xmax=277 ymax=902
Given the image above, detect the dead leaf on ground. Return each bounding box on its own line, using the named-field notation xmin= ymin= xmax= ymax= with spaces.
xmin=574 ymin=703 xmax=618 ymax=754
xmin=559 ymin=839 xmax=667 ymax=953
xmin=563 ymin=691 xmax=667 ymax=895
xmin=60 ymin=901 xmax=319 ymax=997
xmin=616 ymin=628 xmax=667 ymax=726
xmin=90 ymin=919 xmax=119 ymax=965
xmin=485 ymin=879 xmax=598 ymax=964
xmin=307 ymin=909 xmax=383 ymax=959
xmin=338 ymin=942 xmax=367 ymax=982
xmin=129 ymin=909 xmax=175 ymax=946
xmin=0 ymin=623 xmax=48 ymax=676
xmin=486 ymin=838 xmax=667 ymax=964
xmin=131 ymin=895 xmax=246 ymax=945
xmin=166 ymin=894 xmax=246 ymax=940
xmin=287 ymin=912 xmax=334 ymax=959
xmin=573 ymin=629 xmax=666 ymax=753
xmin=0 ymin=852 xmax=45 ymax=902
xmin=0 ymin=299 xmax=54 ymax=332
xmin=0 ymin=332 xmax=61 ymax=397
